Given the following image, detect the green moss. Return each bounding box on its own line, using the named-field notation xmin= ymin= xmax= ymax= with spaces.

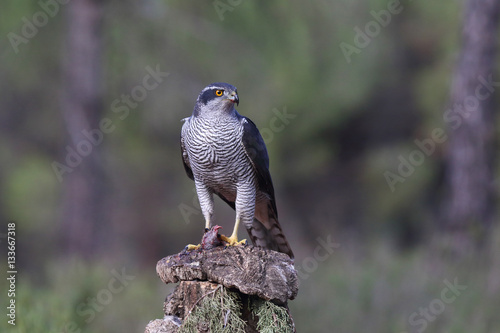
xmin=177 ymin=286 xmax=295 ymax=332
xmin=178 ymin=286 xmax=246 ymax=333
xmin=251 ymin=298 xmax=294 ymax=333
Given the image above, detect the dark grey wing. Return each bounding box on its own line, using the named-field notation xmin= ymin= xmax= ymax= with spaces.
xmin=240 ymin=116 xmax=278 ymax=215
xmin=240 ymin=116 xmax=293 ymax=259
xmin=180 ymin=122 xmax=194 ymax=180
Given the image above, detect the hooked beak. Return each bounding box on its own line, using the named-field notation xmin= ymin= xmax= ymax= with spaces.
xmin=228 ymin=92 xmax=239 ymax=106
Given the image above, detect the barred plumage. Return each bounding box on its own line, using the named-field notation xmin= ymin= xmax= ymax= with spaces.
xmin=180 ymin=82 xmax=294 ymax=259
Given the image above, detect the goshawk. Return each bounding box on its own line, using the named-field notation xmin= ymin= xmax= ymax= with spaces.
xmin=180 ymin=82 xmax=294 ymax=259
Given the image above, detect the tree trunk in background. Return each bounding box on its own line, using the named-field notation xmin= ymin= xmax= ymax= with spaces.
xmin=60 ymin=0 xmax=107 ymax=258
xmin=442 ymin=0 xmax=500 ymax=250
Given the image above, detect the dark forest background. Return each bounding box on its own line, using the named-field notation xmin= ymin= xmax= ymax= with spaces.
xmin=1 ymin=0 xmax=500 ymax=332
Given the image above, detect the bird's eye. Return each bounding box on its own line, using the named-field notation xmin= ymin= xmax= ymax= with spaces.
xmin=215 ymin=89 xmax=223 ymax=96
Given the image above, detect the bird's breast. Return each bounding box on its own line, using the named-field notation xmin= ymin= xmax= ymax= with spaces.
xmin=185 ymin=118 xmax=251 ymax=185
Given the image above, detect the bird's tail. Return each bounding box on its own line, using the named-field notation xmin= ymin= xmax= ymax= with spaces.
xmin=248 ymin=216 xmax=294 ymax=260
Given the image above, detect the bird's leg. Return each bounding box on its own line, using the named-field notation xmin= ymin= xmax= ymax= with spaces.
xmin=185 ymin=182 xmax=214 ymax=251
xmin=220 ymin=217 xmax=247 ymax=246
xmin=220 ymin=185 xmax=254 ymax=246
xmin=195 ymin=181 xmax=214 ymax=229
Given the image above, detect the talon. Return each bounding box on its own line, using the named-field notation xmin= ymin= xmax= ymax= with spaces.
xmin=185 ymin=243 xmax=201 ymax=251
xmin=220 ymin=234 xmax=247 ymax=246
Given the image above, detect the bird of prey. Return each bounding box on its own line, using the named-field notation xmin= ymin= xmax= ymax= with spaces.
xmin=180 ymin=82 xmax=294 ymax=259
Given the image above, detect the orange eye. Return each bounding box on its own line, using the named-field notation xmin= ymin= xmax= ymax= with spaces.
xmin=215 ymin=89 xmax=223 ymax=96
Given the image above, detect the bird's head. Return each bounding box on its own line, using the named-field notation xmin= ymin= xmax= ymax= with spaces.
xmin=193 ymin=82 xmax=239 ymax=116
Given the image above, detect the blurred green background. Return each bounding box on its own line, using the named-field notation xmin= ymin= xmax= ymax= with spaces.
xmin=1 ymin=0 xmax=499 ymax=332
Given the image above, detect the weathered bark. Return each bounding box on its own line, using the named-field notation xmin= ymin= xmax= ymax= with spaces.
xmin=163 ymin=281 xmax=221 ymax=321
xmin=146 ymin=317 xmax=183 ymax=333
xmin=157 ymin=246 xmax=298 ymax=304
xmin=442 ymin=0 xmax=500 ymax=249
xmin=146 ymin=245 xmax=298 ymax=333
xmin=60 ymin=0 xmax=108 ymax=257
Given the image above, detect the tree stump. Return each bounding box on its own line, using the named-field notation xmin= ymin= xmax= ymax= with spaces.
xmin=145 ymin=244 xmax=298 ymax=333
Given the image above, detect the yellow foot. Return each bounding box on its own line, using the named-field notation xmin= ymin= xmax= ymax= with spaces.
xmin=220 ymin=234 xmax=247 ymax=246
xmin=185 ymin=243 xmax=201 ymax=251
